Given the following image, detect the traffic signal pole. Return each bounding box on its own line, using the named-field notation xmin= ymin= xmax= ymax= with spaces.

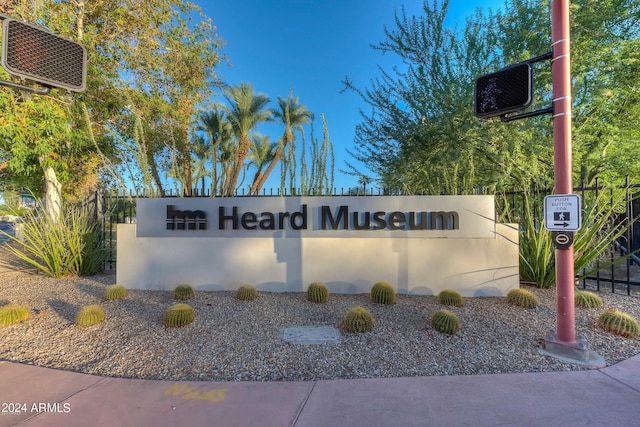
xmin=551 ymin=0 xmax=575 ymax=344
xmin=543 ymin=0 xmax=603 ymax=366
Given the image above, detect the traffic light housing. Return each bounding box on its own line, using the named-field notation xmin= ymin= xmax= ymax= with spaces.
xmin=1 ymin=18 xmax=86 ymax=92
xmin=474 ymin=63 xmax=532 ymax=119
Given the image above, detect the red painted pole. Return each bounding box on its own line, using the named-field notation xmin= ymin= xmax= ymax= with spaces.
xmin=552 ymin=0 xmax=575 ymax=344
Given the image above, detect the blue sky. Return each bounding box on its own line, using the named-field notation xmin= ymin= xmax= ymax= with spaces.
xmin=199 ymin=0 xmax=507 ymax=191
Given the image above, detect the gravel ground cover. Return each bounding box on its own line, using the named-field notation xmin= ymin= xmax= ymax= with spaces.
xmin=1 ymin=263 xmax=639 ymax=382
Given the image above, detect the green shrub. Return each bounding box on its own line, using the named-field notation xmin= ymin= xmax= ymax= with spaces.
xmin=516 ymin=190 xmax=637 ymax=288
xmin=370 ymin=282 xmax=395 ymax=304
xmin=0 ymin=304 xmax=30 ymax=326
xmin=76 ymin=305 xmax=105 ymax=327
xmin=438 ymin=289 xmax=463 ymax=307
xmin=307 ymin=282 xmax=329 ymax=303
xmin=174 ymin=284 xmax=195 ymax=300
xmin=597 ymin=309 xmax=639 ymax=338
xmin=236 ymin=284 xmax=257 ymax=301
xmin=506 ymin=288 xmax=538 ymax=308
xmin=105 ymin=284 xmax=127 ymax=301
xmin=431 ymin=309 xmax=460 ymax=335
xmin=0 ymin=203 xmax=109 ymax=278
xmin=575 ymin=291 xmax=603 ymax=309
xmin=164 ymin=303 xmax=195 ymax=327
xmin=342 ymin=307 xmax=375 ymax=333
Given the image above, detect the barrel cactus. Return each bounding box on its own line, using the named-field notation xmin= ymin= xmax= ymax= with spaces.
xmin=76 ymin=305 xmax=105 ymax=327
xmin=307 ymin=282 xmax=329 ymax=303
xmin=438 ymin=289 xmax=464 ymax=307
xmin=164 ymin=303 xmax=195 ymax=327
xmin=370 ymin=282 xmax=395 ymax=304
xmin=575 ymin=291 xmax=603 ymax=309
xmin=0 ymin=304 xmax=29 ymax=326
xmin=174 ymin=284 xmax=195 ymax=300
xmin=105 ymin=284 xmax=127 ymax=301
xmin=431 ymin=309 xmax=461 ymax=335
xmin=236 ymin=284 xmax=258 ymax=301
xmin=506 ymin=289 xmax=538 ymax=308
xmin=597 ymin=309 xmax=639 ymax=338
xmin=342 ymin=307 xmax=375 ymax=333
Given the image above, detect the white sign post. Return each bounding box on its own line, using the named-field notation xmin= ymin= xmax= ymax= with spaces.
xmin=543 ymin=194 xmax=581 ymax=231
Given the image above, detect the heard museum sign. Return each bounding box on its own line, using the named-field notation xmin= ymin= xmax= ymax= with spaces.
xmin=136 ymin=195 xmax=496 ymax=239
xmin=119 ymin=195 xmax=518 ymax=296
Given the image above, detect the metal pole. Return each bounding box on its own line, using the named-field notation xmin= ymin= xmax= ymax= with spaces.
xmin=551 ymin=0 xmax=575 ymax=344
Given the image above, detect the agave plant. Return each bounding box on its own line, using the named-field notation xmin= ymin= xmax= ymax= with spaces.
xmin=0 ymin=202 xmax=109 ymax=278
xmin=510 ymin=188 xmax=638 ymax=288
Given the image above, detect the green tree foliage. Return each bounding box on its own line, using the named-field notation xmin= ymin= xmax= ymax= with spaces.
xmin=222 ymin=83 xmax=273 ymax=196
xmin=197 ymin=90 xmax=334 ymax=196
xmin=344 ymin=0 xmax=640 ymax=193
xmin=0 ymin=0 xmax=224 ymax=204
xmin=197 ymin=109 xmax=234 ymax=196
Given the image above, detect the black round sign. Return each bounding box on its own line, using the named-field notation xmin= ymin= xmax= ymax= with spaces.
xmin=552 ymin=231 xmax=574 ymax=249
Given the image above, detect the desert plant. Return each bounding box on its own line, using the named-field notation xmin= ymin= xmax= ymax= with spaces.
xmin=506 ymin=288 xmax=538 ymax=308
xmin=105 ymin=284 xmax=127 ymax=301
xmin=164 ymin=303 xmax=195 ymax=327
xmin=342 ymin=307 xmax=375 ymax=333
xmin=174 ymin=284 xmax=195 ymax=300
xmin=76 ymin=305 xmax=105 ymax=327
xmin=307 ymin=282 xmax=329 ymax=303
xmin=575 ymin=291 xmax=603 ymax=309
xmin=431 ymin=309 xmax=460 ymax=335
xmin=236 ymin=284 xmax=257 ymax=301
xmin=0 ymin=304 xmax=29 ymax=326
xmin=597 ymin=309 xmax=639 ymax=338
xmin=438 ymin=289 xmax=464 ymax=307
xmin=0 ymin=202 xmax=109 ymax=278
xmin=515 ymin=189 xmax=639 ymax=288
xmin=370 ymin=281 xmax=395 ymax=304
xmin=515 ymin=192 xmax=555 ymax=288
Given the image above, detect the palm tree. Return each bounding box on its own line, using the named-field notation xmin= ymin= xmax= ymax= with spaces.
xmin=198 ymin=109 xmax=233 ymax=196
xmin=223 ymin=83 xmax=272 ymax=196
xmin=358 ymin=174 xmax=372 ymax=194
xmin=190 ymin=134 xmax=210 ymax=195
xmin=247 ymin=134 xmax=277 ymax=195
xmin=251 ymin=90 xmax=313 ymax=195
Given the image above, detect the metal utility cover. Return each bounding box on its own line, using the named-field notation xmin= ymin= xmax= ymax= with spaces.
xmin=281 ymin=326 xmax=341 ymax=345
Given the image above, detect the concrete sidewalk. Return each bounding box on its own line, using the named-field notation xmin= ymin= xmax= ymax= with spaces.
xmin=1 ymin=355 xmax=639 ymax=427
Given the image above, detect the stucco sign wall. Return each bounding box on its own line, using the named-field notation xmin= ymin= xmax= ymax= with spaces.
xmin=136 ymin=195 xmax=496 ymax=238
xmin=118 ymin=195 xmax=519 ymax=297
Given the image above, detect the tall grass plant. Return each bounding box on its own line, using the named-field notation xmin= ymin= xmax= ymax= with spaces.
xmin=516 ymin=189 xmax=638 ymax=288
xmin=0 ymin=202 xmax=108 ymax=277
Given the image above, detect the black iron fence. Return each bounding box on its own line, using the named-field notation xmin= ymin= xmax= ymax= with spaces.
xmin=495 ymin=177 xmax=640 ymax=295
xmin=94 ymin=178 xmax=640 ymax=294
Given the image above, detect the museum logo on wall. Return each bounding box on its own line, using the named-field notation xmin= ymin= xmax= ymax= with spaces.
xmin=139 ymin=196 xmax=496 ymax=239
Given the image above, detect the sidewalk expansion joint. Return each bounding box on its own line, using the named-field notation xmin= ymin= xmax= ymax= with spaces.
xmin=292 ymin=380 xmax=318 ymax=427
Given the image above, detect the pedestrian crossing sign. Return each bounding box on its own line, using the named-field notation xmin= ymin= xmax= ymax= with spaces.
xmin=543 ymin=194 xmax=581 ymax=231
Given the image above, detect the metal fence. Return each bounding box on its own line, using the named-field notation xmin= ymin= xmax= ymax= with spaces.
xmin=495 ymin=177 xmax=640 ymax=295
xmin=94 ymin=178 xmax=640 ymax=294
